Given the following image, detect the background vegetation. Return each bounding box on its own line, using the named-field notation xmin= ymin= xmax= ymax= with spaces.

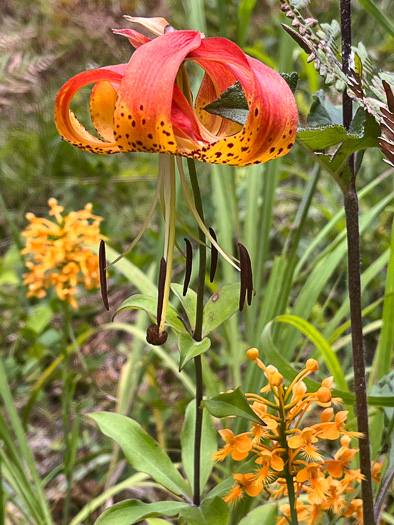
xmin=0 ymin=0 xmax=393 ymax=523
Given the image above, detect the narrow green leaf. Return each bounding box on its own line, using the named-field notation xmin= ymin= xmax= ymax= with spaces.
xmin=171 ymin=283 xmax=197 ymax=332
xmin=70 ymin=473 xmax=151 ymax=525
xmin=89 ymin=412 xmax=191 ymax=497
xmin=114 ymin=294 xmax=184 ymax=333
xmin=374 ymin=220 xmax=394 ymax=382
xmin=181 ymin=401 xmax=217 ymax=493
xmin=239 ymin=504 xmax=277 ymax=524
xmin=179 ymin=497 xmax=229 ymax=525
xmin=204 ymin=387 xmax=263 ymax=424
xmin=202 ymin=283 xmax=240 ymax=336
xmin=357 ymin=0 xmax=394 ymax=37
xmin=178 ymin=332 xmax=211 ymax=370
xmin=237 ymin=0 xmax=258 ymax=47
xmin=95 ymin=500 xmax=188 ymax=525
xmin=274 ymin=315 xmax=349 ymax=392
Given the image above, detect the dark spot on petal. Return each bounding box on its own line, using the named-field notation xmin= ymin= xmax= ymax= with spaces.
xmin=148 ymin=133 xmax=153 ymax=139
xmin=121 ymin=112 xmax=124 ymax=117
xmin=160 ymin=121 xmax=165 ymax=126
xmin=142 ymin=119 xmax=146 ymax=125
xmin=128 ymin=115 xmax=132 ymax=119
xmin=215 ymin=152 xmax=222 ymax=158
xmin=132 ymin=121 xmax=136 ymax=127
xmin=125 ymin=133 xmax=129 ymax=138
xmin=254 ymin=108 xmax=259 ymax=116
xmin=278 ymin=148 xmax=283 ymax=154
xmin=282 ymin=134 xmax=286 ymax=139
xmin=140 ymin=105 xmax=144 ymax=110
xmin=287 ymin=143 xmax=294 ymax=149
xmin=270 ymin=147 xmax=275 ymax=153
xmin=227 ymin=143 xmax=234 ymax=148
xmin=168 ymin=141 xmax=174 ymax=145
xmin=137 ymin=141 xmax=142 ymax=146
xmin=289 ymin=129 xmax=293 ymax=134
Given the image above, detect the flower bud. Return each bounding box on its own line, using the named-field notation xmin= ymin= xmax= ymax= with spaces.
xmin=246 ymin=348 xmax=259 ymax=361
xmin=270 ymin=372 xmax=283 ymax=386
xmin=306 ymin=358 xmax=319 ymax=372
xmin=316 ymin=386 xmax=332 ymax=403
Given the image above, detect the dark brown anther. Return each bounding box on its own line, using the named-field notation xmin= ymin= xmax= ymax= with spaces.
xmin=99 ymin=240 xmax=109 ymax=311
xmin=183 ymin=238 xmax=193 ymax=296
xmin=238 ymin=243 xmax=254 ymax=311
xmin=209 ymin=227 xmax=218 ymax=283
xmin=146 ymin=324 xmax=168 ymax=345
xmin=157 ymin=257 xmax=167 ymax=327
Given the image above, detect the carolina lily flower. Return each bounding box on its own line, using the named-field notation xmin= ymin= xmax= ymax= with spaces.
xmin=55 ymin=16 xmax=297 ymax=337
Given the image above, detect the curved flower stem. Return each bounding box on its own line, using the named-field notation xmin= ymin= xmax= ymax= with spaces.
xmin=187 ymin=158 xmax=206 ymax=506
xmin=340 ymin=1 xmax=375 ymax=523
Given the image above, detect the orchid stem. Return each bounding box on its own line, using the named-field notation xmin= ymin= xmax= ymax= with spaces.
xmin=187 ymin=157 xmax=206 ymax=507
xmin=340 ymin=1 xmax=375 ymax=523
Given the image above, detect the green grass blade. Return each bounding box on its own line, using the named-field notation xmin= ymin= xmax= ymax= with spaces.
xmin=371 ymin=219 xmax=394 ymax=383
xmin=275 ymin=315 xmax=349 ymax=392
xmin=357 ymin=0 xmax=394 ymax=37
xmin=183 ymin=0 xmax=207 ymax=33
xmin=0 ymin=359 xmax=53 ymax=524
xmin=237 ymin=0 xmax=258 ymax=47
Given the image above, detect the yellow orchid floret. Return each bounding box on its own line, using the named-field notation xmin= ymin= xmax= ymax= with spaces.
xmin=213 ymin=349 xmax=370 ymax=525
xmin=21 ymin=198 xmax=104 ymax=308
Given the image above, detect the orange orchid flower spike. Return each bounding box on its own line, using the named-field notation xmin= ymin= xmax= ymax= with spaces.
xmin=55 ymin=17 xmax=298 ymax=165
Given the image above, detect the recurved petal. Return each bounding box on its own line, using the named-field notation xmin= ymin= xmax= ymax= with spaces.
xmin=55 ymin=68 xmax=123 ymax=154
xmin=113 ymin=30 xmax=201 ymax=154
xmin=184 ymin=38 xmax=298 ymax=166
xmin=90 ymin=65 xmax=127 ymax=142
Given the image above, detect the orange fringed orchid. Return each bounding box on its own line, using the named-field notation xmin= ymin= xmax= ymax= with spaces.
xmin=55 ymin=17 xmax=298 ymax=165
xmin=55 ymin=17 xmax=298 ymax=338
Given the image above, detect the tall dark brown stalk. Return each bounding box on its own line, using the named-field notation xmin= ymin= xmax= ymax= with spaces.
xmin=340 ymin=1 xmax=375 ymax=523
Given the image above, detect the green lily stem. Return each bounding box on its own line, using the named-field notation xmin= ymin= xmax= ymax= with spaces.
xmin=340 ymin=1 xmax=375 ymax=523
xmin=187 ymin=158 xmax=206 ymax=506
xmin=159 ymin=155 xmax=177 ymax=333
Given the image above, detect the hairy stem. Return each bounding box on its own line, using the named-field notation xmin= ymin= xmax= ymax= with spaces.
xmin=340 ymin=1 xmax=375 ymax=523
xmin=187 ymin=158 xmax=206 ymax=506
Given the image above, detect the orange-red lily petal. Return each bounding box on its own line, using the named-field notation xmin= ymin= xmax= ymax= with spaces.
xmin=55 ymin=21 xmax=298 ymax=166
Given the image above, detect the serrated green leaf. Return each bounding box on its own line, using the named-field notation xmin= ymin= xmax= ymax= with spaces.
xmin=113 ymin=294 xmax=184 ymax=333
xmin=178 ymin=332 xmax=211 ymax=370
xmin=171 ymin=283 xmax=197 ymax=332
xmin=202 ymin=283 xmax=240 ymax=336
xmin=239 ymin=504 xmax=277 ymax=525
xmin=181 ymin=401 xmax=217 ymax=494
xmin=307 ymin=90 xmax=342 ymax=127
xmin=204 ymin=81 xmax=248 ymax=126
xmin=280 ymin=72 xmax=300 ymax=94
xmin=95 ymin=500 xmax=188 ymax=525
xmin=178 ymin=497 xmax=229 ymax=525
xmin=204 ymin=387 xmax=263 ymax=424
xmin=89 ymin=412 xmax=191 ymax=497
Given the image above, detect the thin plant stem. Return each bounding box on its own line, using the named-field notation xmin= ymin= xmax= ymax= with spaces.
xmin=278 ymin=399 xmax=298 ymax=525
xmin=340 ymin=1 xmax=375 ymax=523
xmin=187 ymin=158 xmax=206 ymax=506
